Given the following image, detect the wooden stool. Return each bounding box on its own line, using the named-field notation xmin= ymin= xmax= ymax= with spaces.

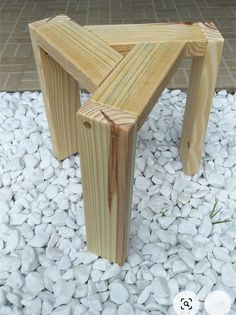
xmin=29 ymin=16 xmax=223 ymax=265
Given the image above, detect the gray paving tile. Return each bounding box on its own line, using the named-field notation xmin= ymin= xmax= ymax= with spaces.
xmin=0 ymin=0 xmax=235 ymax=91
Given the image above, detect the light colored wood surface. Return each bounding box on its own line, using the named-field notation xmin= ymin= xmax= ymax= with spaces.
xmin=180 ymin=22 xmax=224 ymax=174
xmin=32 ymin=18 xmax=123 ymax=92
xmin=85 ymin=22 xmax=207 ymax=57
xmin=30 ymin=15 xmax=224 ymax=264
xmin=92 ymin=42 xmax=186 ymax=128
xmin=29 ymin=19 xmax=81 ymax=160
xmin=77 ymin=101 xmax=138 ymax=264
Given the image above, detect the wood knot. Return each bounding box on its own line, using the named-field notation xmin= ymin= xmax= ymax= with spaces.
xmin=83 ymin=121 xmax=91 ymax=129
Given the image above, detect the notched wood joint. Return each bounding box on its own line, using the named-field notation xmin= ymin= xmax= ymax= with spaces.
xmin=203 ymin=22 xmax=217 ymax=30
xmin=100 ymin=110 xmax=120 ymax=137
xmin=100 ymin=110 xmax=117 ymax=125
xmin=183 ymin=21 xmax=194 ymax=25
xmin=83 ymin=121 xmax=92 ymax=129
xmin=46 ymin=16 xmax=55 ymax=22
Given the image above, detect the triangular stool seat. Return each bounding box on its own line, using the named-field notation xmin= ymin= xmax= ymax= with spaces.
xmin=29 ymin=16 xmax=223 ymax=264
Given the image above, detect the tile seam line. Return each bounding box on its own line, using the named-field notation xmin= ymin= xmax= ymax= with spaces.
xmin=0 ymin=0 xmax=28 ymax=59
xmin=1 ymin=0 xmax=29 ymax=90
xmin=151 ymin=0 xmax=158 ymax=22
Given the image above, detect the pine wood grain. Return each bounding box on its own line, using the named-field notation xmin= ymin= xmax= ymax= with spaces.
xmin=29 ymin=15 xmax=123 ymax=159
xmin=180 ymin=22 xmax=224 ymax=174
xmin=29 ymin=15 xmax=224 ymax=264
xmin=92 ymin=42 xmax=186 ymax=128
xmin=32 ymin=18 xmax=123 ymax=92
xmin=85 ymin=22 xmax=207 ymax=57
xmin=77 ymin=101 xmax=138 ymax=264
xmin=29 ymin=19 xmax=81 ymax=160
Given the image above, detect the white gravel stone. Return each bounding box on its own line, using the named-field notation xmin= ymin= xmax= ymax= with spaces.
xmin=24 ymin=272 xmax=45 ymax=299
xmin=221 ymin=263 xmax=236 ymax=287
xmin=93 ymin=259 xmax=108 ymax=271
xmin=164 ymin=163 xmax=175 ymax=174
xmin=0 ymin=288 xmax=7 ymax=305
xmin=30 ymin=169 xmax=44 ymax=186
xmin=46 ymin=247 xmax=63 ymax=260
xmin=23 ymin=154 xmax=39 ymax=168
xmin=45 ymin=185 xmax=58 ymax=200
xmin=125 ymin=270 xmax=136 ymax=284
xmin=213 ymin=246 xmax=231 ymax=262
xmin=110 ymin=282 xmax=129 ymax=304
xmin=150 ymin=264 xmax=167 ymax=277
xmin=51 ymin=211 xmax=67 ymax=226
xmin=43 ymin=166 xmax=54 ymax=180
xmin=44 ymin=266 xmax=61 ymax=283
xmin=0 ymin=200 xmax=9 ymax=213
xmin=4 ymin=229 xmax=20 ymax=253
xmin=158 ymin=229 xmax=177 ymax=245
xmin=135 ymin=176 xmax=151 ymax=191
xmin=0 ymin=90 xmax=236 ymax=313
xmin=178 ymin=220 xmax=197 ymax=235
xmin=208 ymin=173 xmax=225 ymax=187
xmin=54 ymin=279 xmax=75 ymax=306
xmin=137 ymin=285 xmax=151 ymax=304
xmin=221 ymin=235 xmax=235 ymax=251
xmin=29 ymin=230 xmax=49 ymax=247
xmin=194 ymin=259 xmax=210 ymax=274
xmin=178 ymin=248 xmax=195 ymax=269
xmin=101 ymin=265 xmax=120 ymax=280
xmin=55 ymin=194 xmax=69 ymax=210
xmin=127 ymin=253 xmax=142 ymax=267
xmin=0 ymin=187 xmax=13 ymax=201
xmin=117 ymin=302 xmax=134 ymax=315
xmin=74 ymin=265 xmax=91 ymax=284
xmin=7 ymin=291 xmax=21 ymax=306
xmin=172 ymin=260 xmax=188 ymax=274
xmin=81 ymin=294 xmax=103 ymax=311
xmin=10 ymin=213 xmax=28 ymax=225
xmin=138 ymin=221 xmax=151 ymax=243
xmin=136 ymin=157 xmax=146 ymax=173
xmin=178 ymin=191 xmax=191 ymax=204
xmin=160 ymin=181 xmax=172 ymax=197
xmin=151 ymin=277 xmax=169 ymax=298
xmin=192 ymin=244 xmax=206 ymax=261
xmin=199 ymin=216 xmax=212 ymax=237
xmin=102 ymin=303 xmax=117 ymax=315
xmin=6 ymin=270 xmax=24 ymax=289
xmin=21 ymin=245 xmax=38 ymax=273
xmin=2 ymin=173 xmax=11 ymax=186
xmin=51 ymin=305 xmax=70 ymax=315
xmin=42 ymin=299 xmax=53 ymax=315
xmin=69 ymin=182 xmax=82 ymax=195
xmin=0 ymin=255 xmax=21 ymax=272
xmin=168 ymin=278 xmax=179 ymax=299
xmin=91 ymin=269 xmax=102 ymax=282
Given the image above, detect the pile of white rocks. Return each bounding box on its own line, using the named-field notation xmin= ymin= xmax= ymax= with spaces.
xmin=0 ymin=89 xmax=235 ymax=315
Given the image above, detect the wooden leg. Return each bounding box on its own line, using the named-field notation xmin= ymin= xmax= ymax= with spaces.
xmin=180 ymin=38 xmax=223 ymax=175
xmin=29 ymin=25 xmax=80 ymax=160
xmin=77 ymin=101 xmax=138 ymax=265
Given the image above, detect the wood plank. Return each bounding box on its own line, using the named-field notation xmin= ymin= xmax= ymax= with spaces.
xmin=92 ymin=42 xmax=186 ymax=128
xmin=29 ymin=19 xmax=81 ymax=160
xmin=180 ymin=22 xmax=224 ymax=175
xmin=77 ymin=101 xmax=138 ymax=264
xmin=85 ymin=22 xmax=207 ymax=57
xmin=31 ymin=17 xmax=123 ymax=92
